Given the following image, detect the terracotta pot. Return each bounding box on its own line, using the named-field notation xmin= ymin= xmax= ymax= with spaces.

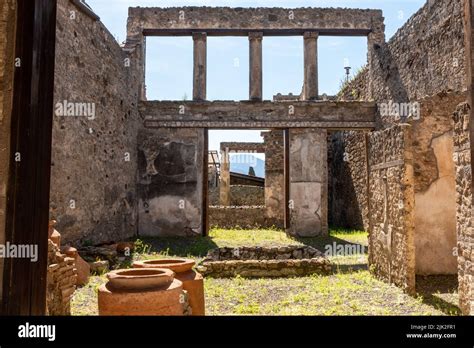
xmin=133 ymin=258 xmax=195 ymax=273
xmin=133 ymin=258 xmax=205 ymax=316
xmin=98 ymin=277 xmax=184 ymax=316
xmin=106 ymin=268 xmax=174 ymax=291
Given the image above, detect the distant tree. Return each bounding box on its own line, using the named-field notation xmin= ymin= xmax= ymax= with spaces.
xmin=182 ymin=93 xmax=188 ymax=101
xmin=248 ymin=166 xmax=256 ymax=176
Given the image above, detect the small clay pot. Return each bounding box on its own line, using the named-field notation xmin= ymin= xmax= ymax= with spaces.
xmin=106 ymin=268 xmax=174 ymax=291
xmin=133 ymin=258 xmax=195 ymax=273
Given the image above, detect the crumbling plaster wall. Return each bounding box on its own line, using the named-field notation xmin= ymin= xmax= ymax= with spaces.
xmin=288 ymin=129 xmax=328 ymax=237
xmin=137 ymin=128 xmax=204 ymax=237
xmin=333 ymin=0 xmax=465 ymax=274
xmin=50 ymin=0 xmax=142 ymax=245
xmin=0 ymin=0 xmax=16 ymax=301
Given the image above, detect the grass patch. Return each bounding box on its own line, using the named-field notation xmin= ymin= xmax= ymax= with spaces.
xmin=71 ymin=228 xmax=459 ymax=316
xmin=132 ymin=227 xmax=368 ymax=264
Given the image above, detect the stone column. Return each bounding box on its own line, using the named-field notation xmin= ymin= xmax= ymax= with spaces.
xmin=303 ymin=32 xmax=318 ymax=101
xmin=262 ymin=131 xmax=285 ymax=227
xmin=219 ymin=148 xmax=231 ymax=206
xmin=288 ymin=129 xmax=328 ymax=237
xmin=249 ymin=32 xmax=263 ymax=101
xmin=193 ymin=32 xmax=207 ymax=101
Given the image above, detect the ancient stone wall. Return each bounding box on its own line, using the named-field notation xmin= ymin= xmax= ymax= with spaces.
xmin=0 ymin=0 xmax=16 ymax=301
xmin=137 ymin=128 xmax=205 ymax=237
xmin=209 ymin=186 xmax=264 ymax=206
xmin=332 ymin=0 xmax=465 ymax=277
xmin=50 ymin=0 xmax=141 ymax=245
xmin=262 ymin=130 xmax=285 ymax=227
xmin=198 ymin=246 xmax=331 ymax=278
xmin=209 ymin=206 xmax=268 ymax=229
xmin=453 ymin=102 xmax=474 ymax=315
xmin=373 ymin=0 xmax=465 ymax=105
xmin=340 ymin=0 xmax=465 ymax=104
xmin=47 ymin=240 xmax=77 ymax=316
xmin=367 ymin=125 xmax=415 ymax=293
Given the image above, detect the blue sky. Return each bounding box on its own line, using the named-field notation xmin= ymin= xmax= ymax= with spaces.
xmin=87 ymin=0 xmax=426 ymax=154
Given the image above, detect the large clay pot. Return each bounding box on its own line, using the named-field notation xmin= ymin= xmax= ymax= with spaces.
xmin=133 ymin=258 xmax=205 ymax=316
xmin=98 ymin=268 xmax=184 ymax=316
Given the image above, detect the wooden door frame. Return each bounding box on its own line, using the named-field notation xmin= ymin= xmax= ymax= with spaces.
xmin=1 ymin=0 xmax=57 ymax=315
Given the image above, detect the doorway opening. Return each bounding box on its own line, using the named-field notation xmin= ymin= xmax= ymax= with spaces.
xmin=207 ymin=129 xmax=286 ymax=230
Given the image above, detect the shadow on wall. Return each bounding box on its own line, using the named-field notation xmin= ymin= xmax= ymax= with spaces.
xmin=374 ymin=42 xmax=410 ymax=104
xmin=328 ymin=132 xmax=365 ymax=230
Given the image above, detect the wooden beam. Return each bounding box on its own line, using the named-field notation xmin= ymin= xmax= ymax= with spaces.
xmin=2 ymin=0 xmax=57 ymax=315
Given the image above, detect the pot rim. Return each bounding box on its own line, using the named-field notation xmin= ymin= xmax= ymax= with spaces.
xmin=107 ymin=267 xmax=175 ymax=281
xmin=133 ymin=258 xmax=195 ymax=272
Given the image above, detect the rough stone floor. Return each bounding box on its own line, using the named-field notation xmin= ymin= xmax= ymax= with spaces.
xmin=71 ymin=229 xmax=460 ymax=316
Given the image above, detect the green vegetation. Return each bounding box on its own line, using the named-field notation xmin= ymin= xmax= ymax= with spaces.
xmin=71 ymin=227 xmax=459 ymax=316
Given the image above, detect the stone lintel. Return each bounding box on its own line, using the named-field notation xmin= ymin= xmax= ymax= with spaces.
xmin=127 ymin=7 xmax=384 ymax=38
xmin=140 ymin=101 xmax=376 ymax=129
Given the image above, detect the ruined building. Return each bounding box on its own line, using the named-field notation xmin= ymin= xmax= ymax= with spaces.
xmin=0 ymin=0 xmax=473 ymax=315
